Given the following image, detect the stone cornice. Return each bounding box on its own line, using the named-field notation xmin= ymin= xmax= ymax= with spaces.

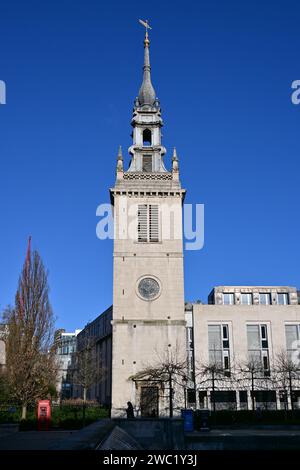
xmin=111 ymin=319 xmax=186 ymax=326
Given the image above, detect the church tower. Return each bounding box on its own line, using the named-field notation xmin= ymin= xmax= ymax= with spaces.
xmin=110 ymin=26 xmax=186 ymax=417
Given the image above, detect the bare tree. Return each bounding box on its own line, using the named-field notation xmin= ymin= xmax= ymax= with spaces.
xmin=3 ymin=240 xmax=57 ymax=419
xmin=197 ymin=362 xmax=225 ymax=413
xmin=131 ymin=345 xmax=187 ymax=418
xmin=273 ymin=350 xmax=300 ymax=411
xmin=71 ymin=335 xmax=105 ymax=424
xmin=237 ymin=356 xmax=272 ymax=411
xmin=196 ymin=355 xmax=237 ymax=413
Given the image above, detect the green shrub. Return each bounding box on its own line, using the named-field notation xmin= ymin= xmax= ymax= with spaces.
xmin=15 ymin=403 xmax=109 ymax=430
xmin=0 ymin=407 xmax=20 ymax=423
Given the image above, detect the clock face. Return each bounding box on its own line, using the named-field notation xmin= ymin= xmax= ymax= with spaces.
xmin=138 ymin=277 xmax=160 ymax=300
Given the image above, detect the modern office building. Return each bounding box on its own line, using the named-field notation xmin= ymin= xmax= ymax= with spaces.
xmin=187 ymin=286 xmax=300 ymax=411
xmin=73 ymin=307 xmax=112 ymax=407
xmin=54 ymin=328 xmax=81 ymax=400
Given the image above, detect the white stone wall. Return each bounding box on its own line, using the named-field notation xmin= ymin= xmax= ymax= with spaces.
xmin=210 ymin=286 xmax=298 ymax=306
xmin=193 ymin=304 xmax=300 ymax=364
xmin=111 ymin=322 xmax=186 ymax=416
xmin=111 ymin=194 xmax=186 ymax=417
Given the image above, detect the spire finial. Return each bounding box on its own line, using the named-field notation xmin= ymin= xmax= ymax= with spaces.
xmin=116 ymin=145 xmax=123 ymax=176
xmin=139 ymin=19 xmax=152 ymax=45
xmin=117 ymin=145 xmax=123 ymax=160
xmin=172 ymin=147 xmax=178 ymax=161
xmin=137 ymin=19 xmax=156 ymax=107
xmin=172 ymin=148 xmax=179 ymax=176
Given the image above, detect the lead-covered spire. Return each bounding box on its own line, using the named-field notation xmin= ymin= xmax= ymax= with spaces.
xmin=137 ymin=27 xmax=157 ymax=107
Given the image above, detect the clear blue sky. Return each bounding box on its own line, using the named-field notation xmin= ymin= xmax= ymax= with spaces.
xmin=1 ymin=0 xmax=299 ymax=331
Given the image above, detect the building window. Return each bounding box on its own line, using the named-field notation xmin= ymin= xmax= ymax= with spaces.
xmin=58 ymin=337 xmax=77 ymax=356
xmin=208 ymin=324 xmax=230 ymax=374
xmin=186 ymin=327 xmax=195 ymax=381
xmin=142 ymin=129 xmax=152 ymax=147
xmin=239 ymin=391 xmax=248 ymax=410
xmin=186 ymin=327 xmax=194 ymax=349
xmin=137 ymin=204 xmax=159 ymax=243
xmin=188 ymin=350 xmax=194 ymax=373
xmin=259 ymin=293 xmax=271 ymax=305
xmin=277 ymin=293 xmax=289 ymax=305
xmin=254 ymin=391 xmax=277 ymax=410
xmin=210 ymin=390 xmax=237 ymax=411
xmin=285 ymin=324 xmax=300 ymax=363
xmin=199 ymin=391 xmax=207 ymax=409
xmin=241 ymin=293 xmax=253 ymax=305
xmin=247 ymin=324 xmax=270 ymax=376
xmin=58 ymin=345 xmax=69 ymax=355
xmin=138 ymin=277 xmax=160 ymax=300
xmin=142 ymin=154 xmax=152 ymax=172
xmin=223 ymin=293 xmax=234 ymax=305
xmin=187 ymin=389 xmax=196 ymax=405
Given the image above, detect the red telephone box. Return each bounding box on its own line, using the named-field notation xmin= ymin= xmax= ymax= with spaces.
xmin=37 ymin=400 xmax=51 ymax=431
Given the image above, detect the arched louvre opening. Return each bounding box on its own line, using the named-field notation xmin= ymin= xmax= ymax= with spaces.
xmin=143 ymin=128 xmax=152 ymax=146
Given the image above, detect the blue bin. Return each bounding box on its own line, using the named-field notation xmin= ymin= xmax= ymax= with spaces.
xmin=181 ymin=409 xmax=194 ymax=432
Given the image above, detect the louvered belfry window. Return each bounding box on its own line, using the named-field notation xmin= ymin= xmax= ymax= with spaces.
xmin=137 ymin=205 xmax=148 ymax=242
xmin=138 ymin=204 xmax=159 ymax=242
xmin=142 ymin=155 xmax=153 ymax=172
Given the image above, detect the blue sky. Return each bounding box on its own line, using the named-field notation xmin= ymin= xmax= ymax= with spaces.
xmin=0 ymin=0 xmax=299 ymax=331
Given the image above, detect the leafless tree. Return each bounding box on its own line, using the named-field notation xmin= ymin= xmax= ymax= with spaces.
xmin=273 ymin=350 xmax=300 ymax=411
xmin=2 ymin=241 xmax=57 ymax=419
xmin=237 ymin=356 xmax=272 ymax=411
xmin=131 ymin=345 xmax=187 ymax=418
xmin=71 ymin=335 xmax=105 ymax=424
xmin=196 ymin=356 xmax=236 ymax=413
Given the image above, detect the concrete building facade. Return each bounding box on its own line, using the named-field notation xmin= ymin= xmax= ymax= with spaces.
xmin=187 ymin=287 xmax=300 ymax=411
xmin=55 ymin=328 xmax=81 ymax=399
xmin=73 ymin=306 xmax=112 ymax=407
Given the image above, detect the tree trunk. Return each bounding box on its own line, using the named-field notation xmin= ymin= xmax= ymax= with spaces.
xmin=212 ymin=371 xmax=216 ymax=413
xmin=251 ymin=372 xmax=255 ymax=413
xmin=169 ymin=374 xmax=173 ymax=418
xmin=82 ymin=387 xmax=87 ymax=427
xmin=289 ymin=371 xmax=294 ymax=412
xmin=21 ymin=404 xmax=27 ymax=420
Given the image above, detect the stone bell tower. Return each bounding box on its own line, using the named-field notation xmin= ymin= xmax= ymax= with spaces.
xmin=110 ymin=26 xmax=186 ymax=418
